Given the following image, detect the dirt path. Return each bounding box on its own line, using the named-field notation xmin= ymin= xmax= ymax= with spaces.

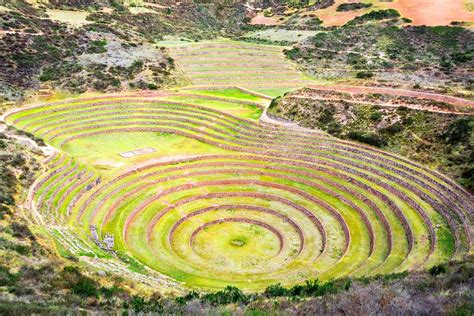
xmin=0 ymin=30 xmax=44 ymax=37
xmin=0 ymin=122 xmax=55 ymax=155
xmin=308 ymin=85 xmax=474 ymax=108
xmin=290 ymin=95 xmax=471 ymax=115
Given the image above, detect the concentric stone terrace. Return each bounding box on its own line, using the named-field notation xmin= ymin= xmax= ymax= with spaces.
xmin=166 ymin=39 xmax=312 ymax=92
xmin=4 ymin=88 xmax=473 ymax=291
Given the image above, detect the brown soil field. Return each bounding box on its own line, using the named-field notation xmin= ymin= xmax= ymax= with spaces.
xmin=388 ymin=0 xmax=474 ymax=26
xmin=250 ymin=14 xmax=281 ymax=26
xmin=312 ymin=0 xmax=474 ymax=26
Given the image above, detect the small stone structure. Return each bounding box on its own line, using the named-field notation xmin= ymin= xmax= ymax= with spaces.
xmin=119 ymin=147 xmax=156 ymax=158
xmin=90 ymin=224 xmax=115 ymax=251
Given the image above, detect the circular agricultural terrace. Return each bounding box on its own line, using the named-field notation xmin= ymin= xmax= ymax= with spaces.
xmin=4 ymin=89 xmax=473 ymax=292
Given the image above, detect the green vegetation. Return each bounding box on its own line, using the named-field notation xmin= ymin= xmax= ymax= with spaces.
xmin=1 ymin=2 xmax=473 ymax=314
xmin=347 ymin=9 xmax=401 ymax=25
xmin=1 ymin=256 xmax=472 ymax=314
xmin=3 ymin=84 xmax=470 ymax=294
xmin=87 ymin=39 xmax=108 ymax=54
xmin=285 ymin=20 xmax=473 ymax=89
xmin=268 ymin=88 xmax=474 ymax=191
xmin=337 ymin=2 xmax=372 ymax=12
xmin=347 ymin=131 xmax=387 ymax=148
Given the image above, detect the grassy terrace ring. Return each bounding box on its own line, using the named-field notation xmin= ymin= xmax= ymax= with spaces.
xmin=4 ymin=87 xmax=473 ymax=292
xmin=163 ymin=39 xmax=314 ymax=97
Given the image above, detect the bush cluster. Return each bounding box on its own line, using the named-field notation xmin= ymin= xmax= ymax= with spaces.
xmin=264 ymin=279 xmax=351 ymax=298
xmin=346 ymin=9 xmax=401 ymax=25
xmin=347 ymin=131 xmax=388 ymax=147
xmin=336 ymin=2 xmax=372 ymax=12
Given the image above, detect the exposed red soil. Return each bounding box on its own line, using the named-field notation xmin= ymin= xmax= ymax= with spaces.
xmin=314 ymin=0 xmax=474 ymax=26
xmin=318 ymin=10 xmax=362 ymax=27
xmin=387 ymin=0 xmax=474 ymax=26
xmin=250 ymin=14 xmax=281 ymax=25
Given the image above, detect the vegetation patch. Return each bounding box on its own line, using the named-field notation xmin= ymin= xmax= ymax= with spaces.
xmin=337 ymin=2 xmax=373 ymax=12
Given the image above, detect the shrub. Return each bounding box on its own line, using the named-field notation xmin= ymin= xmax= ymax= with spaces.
xmin=429 ymin=264 xmax=448 ymax=276
xmin=347 ymin=9 xmax=401 ymax=25
xmin=289 ymin=284 xmax=304 ymax=296
xmin=380 ymin=122 xmax=404 ymax=135
xmin=184 ymin=290 xmax=200 ymax=301
xmin=0 ymin=265 xmax=16 ymax=286
xmin=284 ymin=47 xmax=301 ymax=60
xmin=123 ymin=295 xmax=164 ymax=313
xmin=264 ymin=283 xmax=288 ymax=297
xmin=147 ymin=83 xmax=158 ymax=90
xmin=347 ymin=53 xmax=368 ymax=68
xmin=202 ymin=286 xmax=248 ymax=305
xmin=40 ymin=62 xmax=82 ymax=83
xmin=100 ymin=285 xmax=124 ymax=298
xmin=301 ymin=279 xmax=337 ymax=296
xmin=268 ymin=96 xmax=282 ymax=111
xmin=88 ymin=39 xmax=108 ymax=54
xmin=130 ymin=60 xmax=144 ymax=72
xmin=129 ymin=295 xmax=147 ymax=312
xmin=347 ymin=131 xmax=387 ymax=147
xmin=370 ymin=111 xmax=383 ymax=121
xmin=71 ymin=276 xmax=98 ymax=297
xmin=263 ymin=8 xmax=273 ymax=18
xmin=10 ymin=222 xmax=34 ymax=239
xmin=460 ymin=167 xmax=473 ymax=192
xmin=111 ymin=0 xmax=127 ymax=12
xmin=0 ymin=191 xmax=14 ymax=206
xmin=337 ymin=3 xmax=372 ymax=12
xmin=356 ymin=71 xmax=374 ymax=79
xmin=443 ymin=117 xmax=473 ymax=144
xmin=451 ymin=50 xmax=473 ymax=63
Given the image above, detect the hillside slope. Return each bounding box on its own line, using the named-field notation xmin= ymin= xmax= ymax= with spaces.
xmin=268 ymin=86 xmax=474 ymax=191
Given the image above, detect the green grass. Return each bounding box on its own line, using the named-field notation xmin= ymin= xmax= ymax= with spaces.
xmin=162 ymin=96 xmax=263 ymax=121
xmin=62 ymin=132 xmax=224 ymax=171
xmin=5 ymin=41 xmax=467 ymax=293
xmin=181 ymin=89 xmax=267 ymax=103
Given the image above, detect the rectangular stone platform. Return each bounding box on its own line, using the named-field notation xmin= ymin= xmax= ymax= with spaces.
xmin=119 ymin=147 xmax=156 ymax=158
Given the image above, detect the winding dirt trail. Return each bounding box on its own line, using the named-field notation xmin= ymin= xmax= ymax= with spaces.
xmin=0 ymin=30 xmax=44 ymax=37
xmin=308 ymin=85 xmax=474 ymax=109
xmin=290 ymin=95 xmax=471 ymax=115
